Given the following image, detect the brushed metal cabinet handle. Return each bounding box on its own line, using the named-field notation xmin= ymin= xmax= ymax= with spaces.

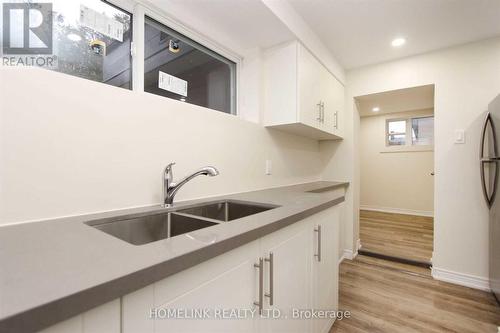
xmin=254 ymin=258 xmax=264 ymax=314
xmin=314 ymin=225 xmax=322 ymax=262
xmin=264 ymin=252 xmax=274 ymax=306
xmin=317 ymin=102 xmax=322 ymax=121
xmin=334 ymin=111 xmax=338 ymax=129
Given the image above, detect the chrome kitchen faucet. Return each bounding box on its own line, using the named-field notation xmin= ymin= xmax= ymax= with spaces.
xmin=163 ymin=163 xmax=219 ymax=207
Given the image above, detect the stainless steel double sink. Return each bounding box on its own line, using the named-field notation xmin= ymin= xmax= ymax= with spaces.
xmin=86 ymin=200 xmax=278 ymax=245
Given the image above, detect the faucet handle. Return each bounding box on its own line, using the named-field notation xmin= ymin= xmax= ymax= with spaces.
xmin=164 ymin=162 xmax=176 ymax=183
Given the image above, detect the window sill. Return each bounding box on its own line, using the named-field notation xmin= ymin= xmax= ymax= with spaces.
xmin=380 ymin=145 xmax=434 ymax=153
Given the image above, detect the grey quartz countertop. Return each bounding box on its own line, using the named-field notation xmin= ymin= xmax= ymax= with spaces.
xmin=0 ymin=181 xmax=348 ymax=333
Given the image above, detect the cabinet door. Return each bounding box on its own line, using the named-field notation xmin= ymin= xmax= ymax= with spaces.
xmin=263 ymin=41 xmax=299 ymax=126
xmin=311 ymin=207 xmax=340 ymax=333
xmin=298 ymin=44 xmax=324 ymax=130
xmin=259 ymin=220 xmax=312 ymax=333
xmin=322 ymin=72 xmax=343 ymax=136
xmin=123 ymin=241 xmax=260 ymax=333
xmin=38 ymin=300 xmax=121 ymax=333
xmin=332 ymin=77 xmax=344 ymax=136
xmin=322 ymin=71 xmax=336 ymax=134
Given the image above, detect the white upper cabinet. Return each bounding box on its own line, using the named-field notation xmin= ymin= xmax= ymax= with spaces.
xmin=264 ymin=41 xmax=344 ymax=140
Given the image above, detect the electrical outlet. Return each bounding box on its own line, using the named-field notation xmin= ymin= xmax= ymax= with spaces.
xmin=265 ymin=160 xmax=272 ymax=175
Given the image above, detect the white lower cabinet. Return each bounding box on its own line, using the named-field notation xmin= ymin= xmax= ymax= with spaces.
xmin=39 ymin=206 xmax=340 ymax=333
xmin=154 ymin=260 xmax=258 ymax=333
xmin=123 ymin=240 xmax=261 ymax=333
xmin=122 ymin=206 xmax=341 ymax=333
xmin=311 ymin=208 xmax=340 ymax=333
xmin=259 ymin=219 xmax=312 ymax=333
xmin=39 ymin=299 xmax=121 ymax=333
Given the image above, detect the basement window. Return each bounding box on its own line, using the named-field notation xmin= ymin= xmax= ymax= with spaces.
xmin=144 ymin=17 xmax=236 ymax=114
xmin=386 ymin=116 xmax=434 ymax=147
xmin=51 ymin=1 xmax=132 ymax=89
xmin=386 ymin=119 xmax=407 ymax=146
xmin=412 ymin=116 xmax=434 ymax=145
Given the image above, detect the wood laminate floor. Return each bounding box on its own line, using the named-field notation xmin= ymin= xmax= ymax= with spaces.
xmin=360 ymin=210 xmax=434 ymax=263
xmin=330 ymin=255 xmax=500 ymax=333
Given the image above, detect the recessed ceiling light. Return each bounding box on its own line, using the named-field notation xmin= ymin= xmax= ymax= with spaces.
xmin=391 ymin=37 xmax=406 ymax=47
xmin=372 ymin=107 xmax=380 ymax=112
xmin=67 ymin=33 xmax=82 ymax=42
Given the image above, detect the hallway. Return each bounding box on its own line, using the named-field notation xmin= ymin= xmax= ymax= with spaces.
xmin=359 ymin=210 xmax=433 ymax=264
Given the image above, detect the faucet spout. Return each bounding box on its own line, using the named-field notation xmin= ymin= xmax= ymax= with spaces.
xmin=163 ymin=164 xmax=219 ymax=207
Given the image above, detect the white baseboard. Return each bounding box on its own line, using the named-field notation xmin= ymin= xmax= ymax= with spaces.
xmin=343 ymin=249 xmax=354 ymax=260
xmin=360 ymin=205 xmax=434 ymax=217
xmin=432 ymin=266 xmax=490 ymax=291
xmin=343 ymin=248 xmax=358 ymax=260
xmin=339 ymin=240 xmax=362 ymax=264
xmin=322 ymin=318 xmax=335 ymax=333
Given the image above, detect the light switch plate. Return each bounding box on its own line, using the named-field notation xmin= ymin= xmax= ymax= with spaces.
xmin=455 ymin=129 xmax=465 ymax=144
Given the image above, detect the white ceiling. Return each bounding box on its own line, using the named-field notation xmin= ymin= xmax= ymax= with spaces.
xmin=146 ymin=0 xmax=294 ymax=55
xmin=288 ymin=0 xmax=500 ymax=69
xmin=356 ymin=85 xmax=434 ymax=117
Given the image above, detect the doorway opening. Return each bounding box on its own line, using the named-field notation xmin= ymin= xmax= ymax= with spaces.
xmin=356 ymin=85 xmax=435 ymax=267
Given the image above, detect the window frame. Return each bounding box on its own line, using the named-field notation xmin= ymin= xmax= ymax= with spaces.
xmin=143 ymin=15 xmax=237 ymax=114
xmin=410 ymin=115 xmax=435 ymax=146
xmin=30 ymin=0 xmax=243 ymax=114
xmin=385 ymin=115 xmax=434 ymax=148
xmin=103 ymin=0 xmax=134 ymax=90
xmin=129 ymin=2 xmax=241 ymax=115
xmin=46 ymin=0 xmax=135 ymax=89
xmin=385 ymin=118 xmax=408 ymax=146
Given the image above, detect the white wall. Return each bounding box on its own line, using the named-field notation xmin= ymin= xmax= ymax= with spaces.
xmin=360 ymin=109 xmax=434 ymax=216
xmin=323 ymin=37 xmax=500 ymax=283
xmin=0 ymin=68 xmax=324 ymax=225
